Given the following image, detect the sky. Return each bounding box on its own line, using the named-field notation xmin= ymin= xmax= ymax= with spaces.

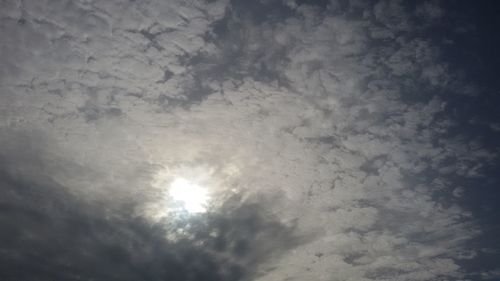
xmin=0 ymin=0 xmax=499 ymax=281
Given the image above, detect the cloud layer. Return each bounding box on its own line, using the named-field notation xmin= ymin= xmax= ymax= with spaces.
xmin=0 ymin=0 xmax=498 ymax=280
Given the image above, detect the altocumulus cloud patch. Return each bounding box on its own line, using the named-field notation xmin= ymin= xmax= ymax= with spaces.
xmin=0 ymin=0 xmax=499 ymax=281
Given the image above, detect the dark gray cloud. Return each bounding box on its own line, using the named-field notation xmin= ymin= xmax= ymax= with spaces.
xmin=0 ymin=142 xmax=296 ymax=281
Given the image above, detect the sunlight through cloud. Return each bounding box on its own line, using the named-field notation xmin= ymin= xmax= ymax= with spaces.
xmin=169 ymin=177 xmax=210 ymax=213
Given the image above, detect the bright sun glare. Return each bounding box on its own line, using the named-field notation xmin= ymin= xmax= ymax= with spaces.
xmin=169 ymin=178 xmax=209 ymax=213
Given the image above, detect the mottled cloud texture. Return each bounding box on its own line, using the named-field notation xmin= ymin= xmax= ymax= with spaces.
xmin=0 ymin=0 xmax=499 ymax=280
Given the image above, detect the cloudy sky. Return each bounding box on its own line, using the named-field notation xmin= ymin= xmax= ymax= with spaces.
xmin=1 ymin=0 xmax=499 ymax=280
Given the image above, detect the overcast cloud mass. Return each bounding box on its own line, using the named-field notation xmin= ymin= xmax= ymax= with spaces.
xmin=1 ymin=0 xmax=500 ymax=280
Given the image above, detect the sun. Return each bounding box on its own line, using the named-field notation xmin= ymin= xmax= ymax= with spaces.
xmin=169 ymin=177 xmax=210 ymax=213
